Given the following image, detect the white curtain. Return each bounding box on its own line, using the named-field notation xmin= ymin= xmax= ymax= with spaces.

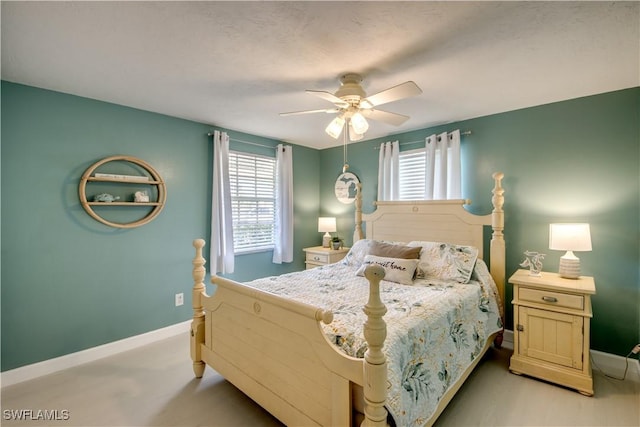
xmin=210 ymin=130 xmax=235 ymax=274
xmin=272 ymin=144 xmax=293 ymax=264
xmin=377 ymin=140 xmax=399 ymax=201
xmin=425 ymin=130 xmax=461 ymax=200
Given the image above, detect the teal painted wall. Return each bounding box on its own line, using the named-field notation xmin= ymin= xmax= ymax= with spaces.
xmin=319 ymin=88 xmax=640 ymax=356
xmin=1 ymin=82 xmax=319 ymax=371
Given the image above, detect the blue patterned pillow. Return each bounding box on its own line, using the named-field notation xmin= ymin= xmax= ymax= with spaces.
xmin=342 ymin=239 xmax=374 ymax=266
xmin=408 ymin=241 xmax=478 ymax=283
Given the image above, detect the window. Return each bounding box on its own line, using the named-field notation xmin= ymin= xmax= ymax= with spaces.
xmin=229 ymin=151 xmax=276 ymax=253
xmin=398 ymin=148 xmax=426 ymax=200
xmin=399 ymin=144 xmax=457 ymax=200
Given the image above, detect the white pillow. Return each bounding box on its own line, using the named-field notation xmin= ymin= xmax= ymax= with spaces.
xmin=355 ymin=255 xmax=419 ymax=285
xmin=408 ymin=241 xmax=479 ymax=283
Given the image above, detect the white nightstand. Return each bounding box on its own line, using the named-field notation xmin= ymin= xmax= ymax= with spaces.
xmin=303 ymin=246 xmax=349 ymax=269
xmin=509 ymin=269 xmax=596 ymax=396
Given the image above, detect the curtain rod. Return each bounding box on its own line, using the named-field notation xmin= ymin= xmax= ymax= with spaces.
xmin=207 ymin=129 xmax=470 ymax=150
xmin=207 ymin=132 xmax=276 ymax=150
xmin=373 ymin=130 xmax=472 ymax=149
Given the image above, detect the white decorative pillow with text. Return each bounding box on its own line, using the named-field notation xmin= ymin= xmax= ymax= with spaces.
xmin=355 ymin=255 xmax=419 ymax=286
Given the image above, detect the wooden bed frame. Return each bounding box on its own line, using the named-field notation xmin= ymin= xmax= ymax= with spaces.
xmin=190 ymin=172 xmax=505 ymax=427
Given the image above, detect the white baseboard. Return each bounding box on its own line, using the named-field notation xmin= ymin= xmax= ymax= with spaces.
xmin=501 ymin=329 xmax=640 ymax=383
xmin=1 ymin=320 xmax=191 ymax=388
xmin=503 ymin=329 xmax=514 ymax=349
xmin=591 ymin=349 xmax=640 ymax=383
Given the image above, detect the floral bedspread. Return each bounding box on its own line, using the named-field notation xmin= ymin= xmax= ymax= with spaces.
xmin=243 ymin=260 xmax=502 ymax=427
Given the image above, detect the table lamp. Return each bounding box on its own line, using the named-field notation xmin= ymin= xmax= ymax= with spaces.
xmin=318 ymin=217 xmax=336 ymax=248
xmin=549 ymin=223 xmax=592 ymax=279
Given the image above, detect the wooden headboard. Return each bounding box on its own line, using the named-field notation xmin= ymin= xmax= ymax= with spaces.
xmin=353 ymin=172 xmax=506 ymax=312
xmin=363 ymin=199 xmax=490 ymax=258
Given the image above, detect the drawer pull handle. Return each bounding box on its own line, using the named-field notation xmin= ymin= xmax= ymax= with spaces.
xmin=542 ymin=296 xmax=558 ymax=303
xmin=314 ymin=256 xmax=320 ymax=261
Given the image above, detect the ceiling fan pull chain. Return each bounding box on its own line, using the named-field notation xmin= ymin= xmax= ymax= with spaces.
xmin=343 ymin=122 xmax=349 ymax=173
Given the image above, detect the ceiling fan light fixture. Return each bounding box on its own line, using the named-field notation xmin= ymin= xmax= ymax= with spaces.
xmin=348 ymin=123 xmax=364 ymax=141
xmin=325 ymin=115 xmax=345 ymax=139
xmin=350 ymin=112 xmax=369 ymax=134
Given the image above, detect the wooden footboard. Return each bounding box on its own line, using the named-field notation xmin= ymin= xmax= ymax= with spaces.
xmin=190 ymin=239 xmax=389 ymax=427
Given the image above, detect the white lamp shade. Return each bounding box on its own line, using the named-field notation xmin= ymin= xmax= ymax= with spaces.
xmin=318 ymin=217 xmax=337 ymax=233
xmin=325 ymin=116 xmax=345 ymax=139
xmin=348 ymin=123 xmax=364 ymax=141
xmin=350 ymin=112 xmax=369 ymax=135
xmin=549 ymin=223 xmax=592 ymax=252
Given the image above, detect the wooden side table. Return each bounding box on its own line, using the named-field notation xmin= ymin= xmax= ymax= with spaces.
xmin=303 ymin=246 xmax=349 ymax=269
xmin=509 ymin=269 xmax=596 ymax=395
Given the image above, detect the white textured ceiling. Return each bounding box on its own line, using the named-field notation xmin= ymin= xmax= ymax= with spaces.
xmin=2 ymin=1 xmax=638 ymax=149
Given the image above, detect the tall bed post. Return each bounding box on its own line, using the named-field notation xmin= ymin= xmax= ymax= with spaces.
xmin=354 ymin=182 xmax=364 ymax=242
xmin=190 ymin=239 xmax=207 ymax=378
xmin=489 ymin=172 xmax=506 ymax=347
xmin=362 ymin=265 xmax=389 ymax=427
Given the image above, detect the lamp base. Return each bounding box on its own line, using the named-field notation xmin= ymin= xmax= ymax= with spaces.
xmin=322 ymin=232 xmax=331 ymax=248
xmin=559 ymin=253 xmax=581 ymax=279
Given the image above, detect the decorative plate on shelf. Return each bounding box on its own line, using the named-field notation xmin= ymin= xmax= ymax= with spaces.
xmin=334 ymin=172 xmax=359 ymax=204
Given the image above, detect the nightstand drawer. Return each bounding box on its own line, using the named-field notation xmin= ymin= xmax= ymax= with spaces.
xmin=306 ymin=252 xmax=329 ymax=264
xmin=520 ymin=287 xmax=584 ymax=310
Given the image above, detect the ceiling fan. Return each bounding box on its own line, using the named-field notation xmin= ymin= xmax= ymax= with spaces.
xmin=280 ymin=73 xmax=422 ymax=141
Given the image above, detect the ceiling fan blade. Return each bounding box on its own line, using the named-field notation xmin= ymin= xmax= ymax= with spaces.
xmin=306 ymin=90 xmax=349 ymax=108
xmin=361 ymin=81 xmax=422 ymax=108
xmin=361 ymin=109 xmax=410 ymax=126
xmin=280 ymin=108 xmax=340 ymax=116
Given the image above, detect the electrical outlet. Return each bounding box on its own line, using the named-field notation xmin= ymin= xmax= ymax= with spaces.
xmin=632 ymin=344 xmax=640 ymax=355
xmin=175 ymin=293 xmax=184 ymax=307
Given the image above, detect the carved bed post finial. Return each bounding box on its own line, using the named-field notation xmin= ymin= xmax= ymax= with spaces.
xmin=354 ymin=183 xmax=364 ymax=243
xmin=362 ymin=265 xmax=389 ymax=427
xmin=490 ymin=172 xmax=506 ymax=347
xmin=191 ymin=239 xmax=207 ymax=378
xmin=491 ymin=172 xmax=505 ymax=226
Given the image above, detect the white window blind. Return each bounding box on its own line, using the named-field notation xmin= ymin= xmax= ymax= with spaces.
xmin=229 ymin=151 xmax=276 ymax=253
xmin=399 ymin=148 xmax=427 ymax=200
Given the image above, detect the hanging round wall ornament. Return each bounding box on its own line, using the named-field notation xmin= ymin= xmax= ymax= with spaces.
xmin=334 ymin=172 xmax=360 ymax=204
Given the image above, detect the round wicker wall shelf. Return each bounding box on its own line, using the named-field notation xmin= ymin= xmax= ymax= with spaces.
xmin=79 ymin=155 xmax=166 ymax=228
